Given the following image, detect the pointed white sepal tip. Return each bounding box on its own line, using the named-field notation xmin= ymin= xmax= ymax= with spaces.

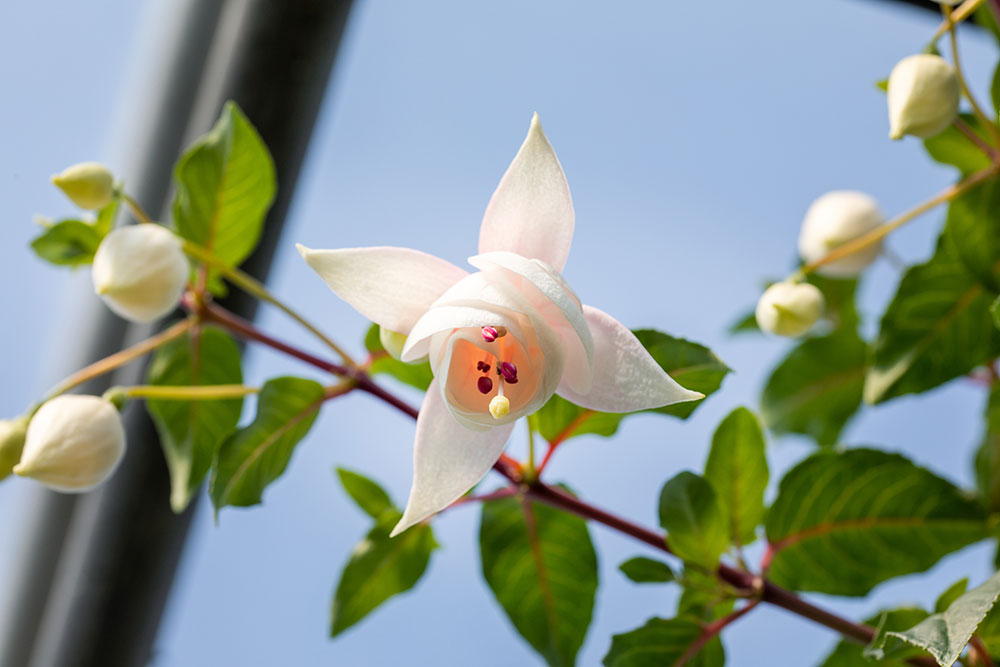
xmin=295 ymin=243 xmax=312 ymax=258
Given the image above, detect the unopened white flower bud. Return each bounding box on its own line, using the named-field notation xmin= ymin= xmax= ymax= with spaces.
xmin=887 ymin=54 xmax=960 ymax=140
xmin=51 ymin=162 xmax=115 ymax=210
xmin=14 ymin=395 xmax=126 ymax=492
xmin=798 ymin=191 xmax=883 ymax=277
xmin=92 ymin=224 xmax=189 ymax=323
xmin=0 ymin=416 xmax=29 ymax=481
xmin=755 ymin=281 xmax=825 ymax=338
xmin=378 ymin=326 xmax=408 ymax=361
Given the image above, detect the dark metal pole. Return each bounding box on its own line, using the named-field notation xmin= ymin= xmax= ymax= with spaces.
xmin=0 ymin=1 xmax=354 ymax=666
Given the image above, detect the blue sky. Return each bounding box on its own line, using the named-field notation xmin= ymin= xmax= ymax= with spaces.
xmin=0 ymin=1 xmax=997 ymax=665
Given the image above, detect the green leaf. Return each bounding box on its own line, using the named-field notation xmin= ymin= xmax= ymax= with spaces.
xmin=93 ymin=196 xmax=119 ymax=237
xmin=658 ymin=472 xmax=728 ymax=568
xmin=867 ymin=570 xmax=1000 ymax=667
xmin=530 ymin=331 xmax=729 ymax=444
xmin=865 ymin=236 xmax=1000 ymax=404
xmin=945 ymin=175 xmax=1000 ymax=291
xmin=819 ymin=608 xmax=929 ymax=666
xmin=761 ymin=328 xmax=867 ymax=446
xmin=331 ymin=511 xmax=437 ymax=637
xmin=936 ymin=579 xmax=969 ymax=614
xmin=976 ymin=387 xmax=1000 ymax=512
xmin=992 ymin=295 xmax=1000 ymax=331
xmin=677 ymin=568 xmax=736 ymax=622
xmin=172 ymin=101 xmax=276 ymax=292
xmin=480 ymin=488 xmax=598 ymax=667
xmin=602 ymin=616 xmax=724 ymax=667
xmin=728 ymin=310 xmax=759 ymax=335
xmin=146 ymin=326 xmax=243 ymax=512
xmin=30 ymin=219 xmax=103 ymax=267
xmin=210 ymin=376 xmax=325 ymax=511
xmin=992 ymin=61 xmax=1000 ymax=117
xmin=924 ymin=114 xmax=994 ymax=176
xmin=703 ymin=407 xmax=768 ymax=546
xmin=337 ymin=467 xmax=395 ymax=520
xmin=363 ymin=324 xmax=433 ymax=391
xmin=619 ymin=557 xmax=675 ymax=584
xmin=766 ymin=448 xmax=990 ymax=596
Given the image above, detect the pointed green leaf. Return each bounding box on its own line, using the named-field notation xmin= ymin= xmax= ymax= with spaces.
xmin=211 ymin=376 xmax=325 ymax=511
xmin=866 ymin=236 xmax=1000 ymax=404
xmin=944 ymin=176 xmax=1000 ymax=291
xmin=924 ymin=114 xmax=994 ymax=176
xmin=658 ymin=472 xmax=728 ymax=568
xmin=363 ymin=324 xmax=433 ymax=391
xmin=677 ymin=568 xmax=736 ymax=623
xmin=172 ymin=101 xmax=276 ymax=292
xmin=530 ymin=331 xmax=729 ymax=444
xmin=766 ymin=448 xmax=990 ymax=596
xmin=728 ymin=310 xmax=759 ymax=334
xmin=761 ymin=329 xmax=866 ymax=446
xmin=704 ymin=407 xmax=768 ymax=546
xmin=936 ymin=579 xmax=970 ymax=614
xmin=602 ymin=616 xmax=724 ymax=667
xmin=976 ymin=387 xmax=1000 ymax=512
xmin=868 ymin=571 xmax=1000 ymax=667
xmin=337 ymin=467 xmax=395 ymax=520
xmin=146 ymin=326 xmax=243 ymax=512
xmin=30 ymin=219 xmax=103 ymax=267
xmin=619 ymin=557 xmax=675 ymax=584
xmin=819 ymin=608 xmax=930 ymax=666
xmin=480 ymin=488 xmax=598 ymax=667
xmin=331 ymin=511 xmax=437 ymax=637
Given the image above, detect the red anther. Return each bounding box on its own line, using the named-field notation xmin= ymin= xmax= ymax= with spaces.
xmin=500 ymin=362 xmax=518 ymax=384
xmin=482 ymin=326 xmax=499 ymax=343
xmin=477 ymin=376 xmax=494 ymax=394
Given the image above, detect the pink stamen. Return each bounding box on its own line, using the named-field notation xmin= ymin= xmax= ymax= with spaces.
xmin=482 ymin=326 xmax=498 ymax=343
xmin=499 ymin=362 xmax=518 ymax=384
xmin=477 ymin=376 xmax=494 ymax=394
xmin=476 ymin=360 xmax=491 ymax=373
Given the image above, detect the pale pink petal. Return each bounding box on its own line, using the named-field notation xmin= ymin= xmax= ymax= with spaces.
xmin=557 ymin=306 xmax=703 ymax=412
xmin=469 ymin=251 xmax=593 ymax=394
xmin=478 ymin=114 xmax=575 ymax=272
xmin=391 ymin=380 xmax=515 ymax=536
xmin=297 ymin=245 xmax=467 ymax=333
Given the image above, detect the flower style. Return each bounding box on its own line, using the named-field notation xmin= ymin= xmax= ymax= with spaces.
xmin=298 ymin=114 xmax=702 ymax=535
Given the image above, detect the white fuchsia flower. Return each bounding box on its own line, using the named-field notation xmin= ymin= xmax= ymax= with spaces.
xmin=92 ymin=224 xmax=190 ymax=323
xmin=14 ymin=395 xmax=126 ymax=492
xmin=755 ymin=281 xmax=825 ymax=338
xmin=298 ymin=114 xmax=702 ymax=535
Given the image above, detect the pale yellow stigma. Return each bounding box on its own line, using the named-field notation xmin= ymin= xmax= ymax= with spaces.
xmin=489 ymin=395 xmax=510 ymax=419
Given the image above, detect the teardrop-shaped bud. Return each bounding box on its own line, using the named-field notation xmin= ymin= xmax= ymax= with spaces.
xmin=51 ymin=162 xmax=115 ymax=210
xmin=92 ymin=224 xmax=189 ymax=323
xmin=887 ymin=54 xmax=960 ymax=140
xmin=14 ymin=395 xmax=126 ymax=492
xmin=755 ymin=281 xmax=825 ymax=338
xmin=797 ymin=190 xmax=884 ymax=277
xmin=378 ymin=326 xmax=408 ymax=361
xmin=0 ymin=416 xmax=29 ymax=481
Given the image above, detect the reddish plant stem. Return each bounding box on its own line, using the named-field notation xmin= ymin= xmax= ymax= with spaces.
xmin=954 ymin=117 xmax=998 ymax=160
xmin=971 ymin=635 xmax=995 ymax=667
xmin=194 ymin=297 xmax=942 ymax=665
xmin=678 ymin=600 xmax=759 ymax=666
xmin=536 ymin=409 xmax=595 ymax=473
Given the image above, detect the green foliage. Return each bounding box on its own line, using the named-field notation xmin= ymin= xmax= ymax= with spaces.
xmin=944 ymin=176 xmax=1000 ymax=290
xmin=761 ymin=329 xmax=866 ymax=446
xmin=677 ymin=568 xmax=736 ymax=623
xmin=924 ymin=114 xmax=994 ymax=175
xmin=331 ymin=471 xmax=437 ymax=637
xmin=992 ymin=61 xmax=1000 ymax=118
xmin=703 ymin=407 xmax=768 ymax=546
xmin=658 ymin=472 xmax=728 ymax=568
xmin=210 ymin=376 xmax=325 ymax=512
xmin=866 ymin=237 xmax=1000 ymax=404
xmin=728 ymin=310 xmax=759 ymax=334
xmin=146 ymin=326 xmax=243 ymax=512
xmin=363 ymin=324 xmax=433 ymax=391
xmin=480 ymin=489 xmax=598 ymax=667
xmin=30 ymin=219 xmax=103 ymax=267
xmin=336 ymin=467 xmax=395 ymax=520
xmin=172 ymin=101 xmax=276 ymax=292
xmin=866 ymin=570 xmax=1000 ymax=666
xmin=766 ymin=448 xmax=990 ymax=596
xmin=936 ymin=578 xmax=969 ymax=614
xmin=602 ymin=616 xmax=724 ymax=667
xmin=530 ymin=330 xmax=729 ymax=444
xmin=819 ymin=608 xmax=929 ymax=666
xmin=976 ymin=387 xmax=1000 ymax=512
xmin=618 ymin=556 xmax=675 ymax=584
